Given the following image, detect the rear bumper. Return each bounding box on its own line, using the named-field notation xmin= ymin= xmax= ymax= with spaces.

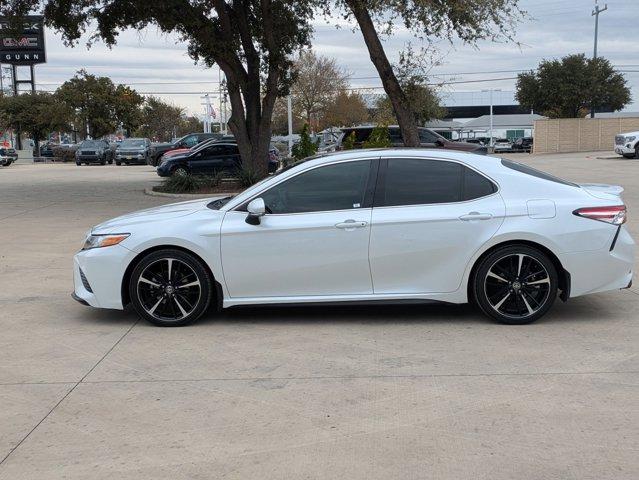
xmin=559 ymin=226 xmax=635 ymax=297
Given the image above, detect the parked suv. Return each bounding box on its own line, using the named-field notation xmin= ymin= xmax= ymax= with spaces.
xmin=511 ymin=137 xmax=533 ymax=153
xmin=338 ymin=126 xmax=487 ymax=154
xmin=615 ymin=131 xmax=639 ymax=159
xmin=0 ymin=147 xmax=18 ymax=166
xmin=75 ymin=139 xmax=114 ymax=165
xmin=150 ymin=133 xmax=223 ymax=166
xmin=157 ymin=142 xmax=241 ymax=177
xmin=115 ymin=138 xmax=152 ymax=165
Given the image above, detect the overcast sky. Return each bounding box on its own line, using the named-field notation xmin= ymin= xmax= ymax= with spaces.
xmin=20 ymin=0 xmax=639 ymax=116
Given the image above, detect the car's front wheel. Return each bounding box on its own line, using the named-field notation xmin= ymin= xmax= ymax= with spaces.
xmin=172 ymin=166 xmax=189 ymax=177
xmin=129 ymin=249 xmax=213 ymax=326
xmin=472 ymin=245 xmax=558 ymax=324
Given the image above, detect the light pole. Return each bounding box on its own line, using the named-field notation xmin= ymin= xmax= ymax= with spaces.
xmin=482 ymin=89 xmax=501 ymax=147
xmin=287 ymin=95 xmax=293 ymax=156
xmin=591 ymin=0 xmax=608 ymax=118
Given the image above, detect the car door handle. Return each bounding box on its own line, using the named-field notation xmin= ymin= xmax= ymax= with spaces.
xmin=335 ymin=219 xmax=368 ymax=229
xmin=459 ymin=212 xmax=493 ymax=221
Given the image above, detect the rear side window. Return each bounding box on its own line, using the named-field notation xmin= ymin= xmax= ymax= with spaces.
xmin=463 ymin=168 xmax=497 ymax=199
xmin=501 ymin=159 xmax=577 ymax=187
xmin=378 ymin=158 xmax=496 ymax=207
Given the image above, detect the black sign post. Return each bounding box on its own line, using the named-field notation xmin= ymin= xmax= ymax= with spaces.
xmin=0 ymin=15 xmax=47 ymax=150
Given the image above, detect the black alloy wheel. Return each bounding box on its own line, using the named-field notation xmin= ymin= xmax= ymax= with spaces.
xmin=129 ymin=249 xmax=212 ymax=326
xmin=473 ymin=245 xmax=558 ymax=324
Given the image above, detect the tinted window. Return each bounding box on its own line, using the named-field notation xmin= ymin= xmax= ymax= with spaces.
xmin=418 ymin=129 xmax=440 ymax=143
xmin=380 ymin=159 xmax=462 ymax=206
xmin=388 ymin=128 xmax=402 ymax=144
xmin=463 ymin=168 xmax=496 ymax=200
xmin=182 ymin=135 xmax=198 ymax=147
xmin=501 ymin=159 xmax=577 ymax=187
xmin=260 ymin=160 xmax=371 ymax=214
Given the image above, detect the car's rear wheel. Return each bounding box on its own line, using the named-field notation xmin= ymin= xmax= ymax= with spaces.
xmin=129 ymin=249 xmax=213 ymax=327
xmin=472 ymin=245 xmax=558 ymax=324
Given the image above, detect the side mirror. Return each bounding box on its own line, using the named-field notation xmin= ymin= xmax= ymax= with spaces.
xmin=435 ymin=138 xmax=445 ymax=147
xmin=245 ymin=198 xmax=266 ymax=225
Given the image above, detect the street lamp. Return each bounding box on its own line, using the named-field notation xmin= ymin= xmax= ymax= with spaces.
xmin=481 ymin=89 xmax=501 ymax=147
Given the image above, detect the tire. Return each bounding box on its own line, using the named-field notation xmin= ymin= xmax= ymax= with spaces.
xmin=100 ymin=159 xmax=106 ymax=165
xmin=129 ymin=249 xmax=213 ymax=327
xmin=472 ymin=245 xmax=558 ymax=325
xmin=115 ymin=161 xmax=121 ymax=166
xmin=172 ymin=166 xmax=189 ymax=177
xmin=108 ymin=159 xmax=113 ymax=165
xmin=76 ymin=162 xmax=81 ymax=166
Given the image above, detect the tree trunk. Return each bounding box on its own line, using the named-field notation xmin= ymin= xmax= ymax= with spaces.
xmin=346 ymin=0 xmax=420 ymax=147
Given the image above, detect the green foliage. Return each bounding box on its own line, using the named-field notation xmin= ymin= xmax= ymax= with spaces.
xmin=0 ymin=92 xmax=72 ymax=150
xmin=56 ymin=70 xmax=143 ymax=138
xmin=291 ymin=123 xmax=318 ymax=160
xmin=135 ymin=97 xmax=184 ymax=141
xmin=158 ymin=172 xmax=225 ymax=193
xmin=342 ymin=131 xmax=357 ymax=150
xmin=236 ymin=167 xmax=263 ymax=188
xmin=362 ymin=125 xmax=391 ymax=148
xmin=516 ymin=54 xmax=631 ymax=118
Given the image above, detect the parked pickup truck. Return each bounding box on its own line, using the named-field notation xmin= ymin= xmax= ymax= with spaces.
xmin=0 ymin=147 xmax=18 ymax=167
xmin=615 ymin=131 xmax=639 ymax=159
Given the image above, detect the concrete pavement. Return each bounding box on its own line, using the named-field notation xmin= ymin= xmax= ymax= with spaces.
xmin=0 ymin=156 xmax=638 ymax=479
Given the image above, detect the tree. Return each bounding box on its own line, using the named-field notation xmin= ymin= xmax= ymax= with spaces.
xmin=321 ymin=91 xmax=369 ymax=129
xmin=176 ymin=116 xmax=205 ymax=138
xmin=291 ymin=123 xmax=318 ymax=160
xmin=1 ymin=1 xmax=316 ymax=176
xmin=362 ymin=124 xmax=391 ymax=148
xmin=56 ymin=70 xmax=143 ymax=138
xmin=136 ymin=97 xmax=184 ymax=141
xmin=292 ymin=49 xmax=349 ymax=130
xmin=335 ymin=0 xmax=524 ymax=147
xmin=0 ymin=92 xmax=71 ymax=155
xmin=374 ymin=46 xmax=445 ymax=125
xmin=516 ymin=54 xmax=631 ymax=118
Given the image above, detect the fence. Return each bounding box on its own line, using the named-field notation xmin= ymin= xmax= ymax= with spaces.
xmin=533 ymin=117 xmax=639 ymax=154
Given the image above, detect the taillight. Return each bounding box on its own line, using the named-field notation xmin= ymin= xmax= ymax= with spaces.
xmin=573 ymin=205 xmax=627 ymax=225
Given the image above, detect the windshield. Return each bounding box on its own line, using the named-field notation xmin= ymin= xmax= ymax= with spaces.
xmin=81 ymin=140 xmax=103 ymax=147
xmin=121 ymin=139 xmax=146 ymax=148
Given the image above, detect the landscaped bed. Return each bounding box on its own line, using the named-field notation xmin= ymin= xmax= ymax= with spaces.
xmin=152 ymin=172 xmax=255 ymax=195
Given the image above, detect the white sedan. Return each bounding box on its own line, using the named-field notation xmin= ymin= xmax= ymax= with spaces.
xmin=72 ymin=149 xmax=634 ymax=326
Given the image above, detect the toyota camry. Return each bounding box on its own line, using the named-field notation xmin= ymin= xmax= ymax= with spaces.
xmin=72 ymin=149 xmax=634 ymax=326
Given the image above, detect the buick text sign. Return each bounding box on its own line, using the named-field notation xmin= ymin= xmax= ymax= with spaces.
xmin=0 ymin=16 xmax=46 ymax=65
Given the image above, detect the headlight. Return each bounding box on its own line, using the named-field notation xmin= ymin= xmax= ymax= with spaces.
xmin=82 ymin=233 xmax=130 ymax=250
xmin=626 ymin=136 xmax=636 ymax=142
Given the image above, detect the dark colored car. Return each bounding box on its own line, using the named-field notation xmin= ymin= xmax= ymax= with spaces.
xmin=339 ymin=126 xmax=487 ymax=154
xmin=0 ymin=147 xmax=18 ymax=166
xmin=150 ymin=132 xmax=224 ymax=166
xmin=157 ymin=142 xmax=241 ymax=177
xmin=75 ymin=140 xmax=114 ymax=165
xmin=115 ymin=138 xmax=152 ymax=165
xmin=40 ymin=143 xmax=55 ymax=157
xmin=511 ymin=137 xmax=533 ymax=153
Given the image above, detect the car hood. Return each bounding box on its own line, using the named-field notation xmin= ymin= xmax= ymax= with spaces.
xmin=92 ymin=198 xmax=214 ymax=233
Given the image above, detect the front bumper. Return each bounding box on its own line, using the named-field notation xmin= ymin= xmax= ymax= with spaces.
xmin=117 ymin=154 xmax=146 ymax=164
xmin=615 ymin=145 xmax=636 ymax=156
xmin=0 ymin=156 xmax=15 ymax=165
xmin=76 ymin=155 xmax=104 ymax=163
xmin=558 ymin=226 xmax=635 ymax=297
xmin=72 ymin=244 xmax=135 ymax=309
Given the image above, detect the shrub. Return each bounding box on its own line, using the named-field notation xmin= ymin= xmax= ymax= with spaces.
xmin=291 ymin=123 xmax=318 ymax=160
xmin=362 ymin=125 xmax=391 ymax=148
xmin=51 ymin=144 xmax=78 ymax=162
xmin=236 ymin=167 xmax=262 ymax=188
xmin=341 ymin=131 xmax=356 ymax=150
xmin=157 ymin=172 xmax=225 ymax=193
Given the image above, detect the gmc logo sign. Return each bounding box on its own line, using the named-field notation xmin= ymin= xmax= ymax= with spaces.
xmin=2 ymin=37 xmax=38 ymax=47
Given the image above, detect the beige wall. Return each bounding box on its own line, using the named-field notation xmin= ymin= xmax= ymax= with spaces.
xmin=533 ymin=117 xmax=639 ymax=154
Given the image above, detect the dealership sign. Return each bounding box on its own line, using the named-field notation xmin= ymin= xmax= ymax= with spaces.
xmin=0 ymin=16 xmax=46 ymax=65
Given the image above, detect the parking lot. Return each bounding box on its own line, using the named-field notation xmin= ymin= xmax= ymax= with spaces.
xmin=1 ymin=152 xmax=638 ymax=479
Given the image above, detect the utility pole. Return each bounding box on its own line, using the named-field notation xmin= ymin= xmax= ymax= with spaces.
xmin=287 ymin=95 xmax=293 ymax=156
xmin=481 ymin=89 xmax=501 ymax=147
xmin=591 ymin=0 xmax=608 ymax=118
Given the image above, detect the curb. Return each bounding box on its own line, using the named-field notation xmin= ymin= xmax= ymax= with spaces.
xmin=144 ymin=188 xmax=238 ymax=199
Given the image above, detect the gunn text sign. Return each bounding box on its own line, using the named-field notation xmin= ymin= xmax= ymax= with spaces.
xmin=0 ymin=16 xmax=46 ymax=65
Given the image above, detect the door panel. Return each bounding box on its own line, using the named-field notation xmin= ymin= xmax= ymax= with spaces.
xmin=369 ymin=195 xmax=505 ymax=294
xmin=221 ymin=209 xmax=373 ymax=298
